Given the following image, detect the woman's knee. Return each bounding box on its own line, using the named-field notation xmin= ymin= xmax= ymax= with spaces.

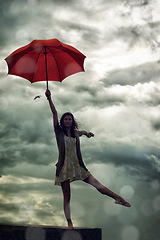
xmin=84 ymin=175 xmax=106 ymax=194
xmin=63 ymin=190 xmax=71 ymax=201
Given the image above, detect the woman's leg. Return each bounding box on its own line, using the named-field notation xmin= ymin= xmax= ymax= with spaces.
xmin=61 ymin=180 xmax=74 ymax=228
xmin=83 ymin=174 xmax=131 ymax=207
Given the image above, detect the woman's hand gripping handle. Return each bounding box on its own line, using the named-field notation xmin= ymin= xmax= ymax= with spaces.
xmin=45 ymin=89 xmax=51 ymax=100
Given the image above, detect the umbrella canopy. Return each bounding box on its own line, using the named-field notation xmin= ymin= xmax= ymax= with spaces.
xmin=5 ymin=38 xmax=86 ymax=89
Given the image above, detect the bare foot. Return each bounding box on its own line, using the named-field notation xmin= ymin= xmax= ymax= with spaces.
xmin=67 ymin=219 xmax=74 ymax=229
xmin=68 ymin=226 xmax=74 ymax=229
xmin=115 ymin=197 xmax=131 ymax=207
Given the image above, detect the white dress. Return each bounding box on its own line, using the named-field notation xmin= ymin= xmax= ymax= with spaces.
xmin=55 ymin=135 xmax=90 ymax=186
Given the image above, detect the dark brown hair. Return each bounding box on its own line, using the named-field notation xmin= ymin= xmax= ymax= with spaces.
xmin=60 ymin=112 xmax=78 ymax=138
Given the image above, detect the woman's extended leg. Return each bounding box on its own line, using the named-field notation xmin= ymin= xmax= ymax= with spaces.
xmin=83 ymin=174 xmax=131 ymax=207
xmin=61 ymin=180 xmax=74 ymax=228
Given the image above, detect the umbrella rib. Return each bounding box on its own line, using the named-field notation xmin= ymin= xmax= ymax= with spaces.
xmin=61 ymin=48 xmax=85 ymax=71
xmin=30 ymin=47 xmax=44 ymax=83
xmin=6 ymin=47 xmax=34 ymax=73
xmin=47 ymin=47 xmax=62 ymax=81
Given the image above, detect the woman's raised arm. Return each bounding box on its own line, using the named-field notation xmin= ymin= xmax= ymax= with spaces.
xmin=45 ymin=89 xmax=58 ymax=126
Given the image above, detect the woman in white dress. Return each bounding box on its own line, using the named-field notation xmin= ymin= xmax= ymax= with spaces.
xmin=45 ymin=90 xmax=131 ymax=229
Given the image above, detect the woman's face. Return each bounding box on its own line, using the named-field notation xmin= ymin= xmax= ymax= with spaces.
xmin=63 ymin=115 xmax=73 ymax=128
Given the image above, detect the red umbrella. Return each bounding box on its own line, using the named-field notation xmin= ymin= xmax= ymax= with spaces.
xmin=5 ymin=38 xmax=86 ymax=89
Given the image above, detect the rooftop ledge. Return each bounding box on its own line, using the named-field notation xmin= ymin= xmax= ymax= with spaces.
xmin=0 ymin=223 xmax=102 ymax=240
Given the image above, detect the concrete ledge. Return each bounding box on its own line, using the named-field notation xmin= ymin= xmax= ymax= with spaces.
xmin=0 ymin=223 xmax=102 ymax=240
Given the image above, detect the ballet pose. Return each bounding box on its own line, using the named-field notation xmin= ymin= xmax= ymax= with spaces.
xmin=45 ymin=89 xmax=131 ymax=229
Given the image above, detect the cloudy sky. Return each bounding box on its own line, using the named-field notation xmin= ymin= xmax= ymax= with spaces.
xmin=0 ymin=0 xmax=160 ymax=239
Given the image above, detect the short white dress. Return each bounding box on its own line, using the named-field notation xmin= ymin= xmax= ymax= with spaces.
xmin=55 ymin=135 xmax=90 ymax=186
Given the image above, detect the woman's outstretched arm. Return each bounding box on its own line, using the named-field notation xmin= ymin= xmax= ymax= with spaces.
xmin=45 ymin=89 xmax=58 ymax=126
xmin=81 ymin=131 xmax=94 ymax=138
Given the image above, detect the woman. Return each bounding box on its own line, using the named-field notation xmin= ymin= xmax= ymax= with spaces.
xmin=45 ymin=89 xmax=131 ymax=229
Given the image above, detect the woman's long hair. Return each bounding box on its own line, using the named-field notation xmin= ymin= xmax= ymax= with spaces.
xmin=60 ymin=112 xmax=78 ymax=138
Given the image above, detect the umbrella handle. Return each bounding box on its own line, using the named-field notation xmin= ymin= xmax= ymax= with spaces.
xmin=46 ymin=79 xmax=49 ymax=90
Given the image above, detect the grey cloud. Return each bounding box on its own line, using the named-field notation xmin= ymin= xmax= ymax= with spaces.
xmin=0 ymin=85 xmax=58 ymax=175
xmin=102 ymin=61 xmax=160 ymax=87
xmin=151 ymin=118 xmax=160 ymax=131
xmin=73 ymin=77 xmax=160 ymax=109
xmin=0 ymin=0 xmax=59 ymax=49
xmin=116 ymin=22 xmax=160 ymax=50
xmin=149 ymin=111 xmax=160 ymax=131
xmin=40 ymin=0 xmax=74 ymax=4
xmin=99 ymin=1 xmax=159 ymax=52
xmin=125 ymin=0 xmax=149 ymax=7
xmin=0 ymin=179 xmax=54 ymax=196
xmin=74 ymin=84 xmax=97 ymax=97
xmin=0 ymin=200 xmax=19 ymax=218
xmin=0 ymin=1 xmax=30 ymax=48
xmin=83 ymin=138 xmax=160 ymax=180
xmin=0 ymin=118 xmax=56 ymax=175
xmin=4 ymin=162 xmax=56 ymax=180
xmin=73 ymin=83 xmax=126 ymax=108
xmin=0 ymin=177 xmax=61 ymax=224
xmin=146 ymin=154 xmax=160 ymax=172
xmin=116 ymin=25 xmax=144 ymax=49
